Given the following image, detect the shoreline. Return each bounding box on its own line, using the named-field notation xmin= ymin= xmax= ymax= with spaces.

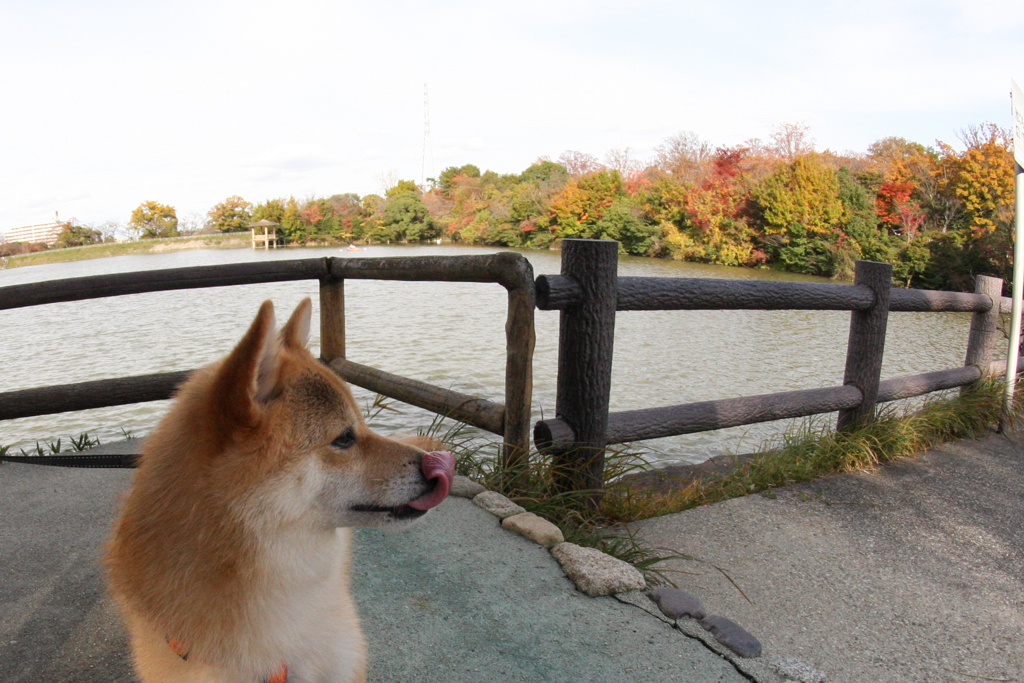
xmin=1 ymin=233 xmax=255 ymax=269
xmin=2 ymin=236 xmax=824 ymax=285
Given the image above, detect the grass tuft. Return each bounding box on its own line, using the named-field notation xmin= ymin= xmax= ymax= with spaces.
xmin=597 ymin=379 xmax=1018 ymax=523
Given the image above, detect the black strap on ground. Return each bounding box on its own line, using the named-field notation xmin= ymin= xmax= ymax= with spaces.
xmin=0 ymin=453 xmax=139 ymax=468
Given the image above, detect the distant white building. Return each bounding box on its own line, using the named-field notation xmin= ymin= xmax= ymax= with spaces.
xmin=2 ymin=212 xmax=64 ymax=246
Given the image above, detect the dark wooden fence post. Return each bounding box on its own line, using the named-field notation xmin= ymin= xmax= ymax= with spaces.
xmin=501 ymin=258 xmax=536 ymax=472
xmin=550 ymin=239 xmax=618 ymax=495
xmin=837 ymin=260 xmax=893 ymax=431
xmin=320 ymin=277 xmax=346 ymax=363
xmin=963 ymin=275 xmax=1003 ymax=386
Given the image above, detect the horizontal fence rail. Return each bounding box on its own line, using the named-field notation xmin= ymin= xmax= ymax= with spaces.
xmin=329 ymin=358 xmax=505 ymax=435
xmin=890 ymin=289 xmax=999 ymax=313
xmin=0 ymin=259 xmax=331 ymax=311
xmin=0 ymin=253 xmax=535 ymax=465
xmin=0 ymin=360 xmax=508 ymax=437
xmin=0 ymin=253 xmax=533 ymax=311
xmin=535 ymin=358 xmax=1022 ymax=452
xmin=536 ymin=385 xmax=864 ymax=450
xmin=876 ymin=365 xmax=984 ymax=402
xmin=536 ymin=274 xmax=1011 ymax=314
xmin=0 ymin=371 xmax=192 ymax=421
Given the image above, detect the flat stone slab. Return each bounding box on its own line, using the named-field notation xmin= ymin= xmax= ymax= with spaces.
xmin=700 ymin=615 xmax=762 ymax=658
xmin=500 ymin=511 xmax=564 ymax=548
xmin=450 ymin=475 xmax=486 ymax=498
xmin=649 ymin=587 xmax=706 ymax=620
xmin=472 ymin=490 xmax=526 ymax=519
xmin=550 ymin=542 xmax=647 ymax=597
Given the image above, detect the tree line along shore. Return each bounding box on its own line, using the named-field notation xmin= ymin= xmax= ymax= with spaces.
xmin=3 ymin=123 xmax=1016 ymax=293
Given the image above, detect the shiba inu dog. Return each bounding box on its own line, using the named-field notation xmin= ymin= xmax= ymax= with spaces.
xmin=105 ymin=298 xmax=455 ymax=683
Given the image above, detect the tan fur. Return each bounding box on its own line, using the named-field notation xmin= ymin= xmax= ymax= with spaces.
xmin=106 ymin=298 xmax=439 ymax=683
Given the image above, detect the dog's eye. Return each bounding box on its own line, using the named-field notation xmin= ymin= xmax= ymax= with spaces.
xmin=331 ymin=428 xmax=357 ymax=450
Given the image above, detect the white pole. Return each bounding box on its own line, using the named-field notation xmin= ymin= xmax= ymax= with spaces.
xmin=1002 ymin=80 xmax=1024 ymax=429
xmin=1003 ymin=163 xmax=1024 ymax=429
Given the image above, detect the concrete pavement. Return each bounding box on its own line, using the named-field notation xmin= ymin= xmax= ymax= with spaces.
xmin=3 ymin=428 xmax=1021 ymax=682
xmin=632 ymin=429 xmax=1024 ymax=683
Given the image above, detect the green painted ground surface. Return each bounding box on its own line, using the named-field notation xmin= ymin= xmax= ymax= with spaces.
xmin=0 ymin=459 xmax=752 ymax=683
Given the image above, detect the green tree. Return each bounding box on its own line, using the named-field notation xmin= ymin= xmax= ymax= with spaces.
xmin=129 ymin=200 xmax=178 ymax=239
xmin=54 ymin=221 xmax=104 ymax=248
xmin=519 ymin=160 xmax=568 ymax=187
xmin=300 ymin=198 xmax=342 ymax=240
xmin=252 ymin=198 xmax=286 ymax=225
xmin=438 ymin=164 xmax=482 ymax=196
xmin=385 ymin=180 xmax=418 ymax=198
xmin=383 ymin=192 xmax=438 ymax=241
xmin=279 ymin=198 xmax=305 ymax=243
xmin=359 ymin=195 xmax=387 ymax=242
xmin=207 ymin=195 xmax=253 ymax=233
xmin=592 ymin=200 xmax=657 ymax=255
xmin=836 ymin=168 xmax=894 ymax=270
xmin=328 ymin=193 xmax=365 ymax=240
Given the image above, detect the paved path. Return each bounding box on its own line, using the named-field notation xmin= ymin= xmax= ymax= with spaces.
xmin=0 ymin=460 xmax=753 ymax=683
xmin=633 ymin=429 xmax=1024 ymax=683
xmin=4 ymin=429 xmax=1021 ymax=682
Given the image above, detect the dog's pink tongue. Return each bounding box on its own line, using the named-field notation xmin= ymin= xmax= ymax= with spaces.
xmin=407 ymin=451 xmax=455 ymax=511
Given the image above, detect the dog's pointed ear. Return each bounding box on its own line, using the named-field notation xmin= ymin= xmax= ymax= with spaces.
xmin=281 ymin=297 xmax=312 ymax=350
xmin=214 ymin=300 xmax=279 ymax=427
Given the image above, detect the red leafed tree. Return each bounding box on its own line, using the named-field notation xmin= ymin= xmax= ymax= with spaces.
xmin=302 ymin=203 xmax=324 ymax=224
xmin=686 ymin=147 xmax=746 ymax=234
xmin=876 ymin=180 xmax=924 ymax=239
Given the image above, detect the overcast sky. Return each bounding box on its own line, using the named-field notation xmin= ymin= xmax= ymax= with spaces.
xmin=1 ymin=0 xmax=1021 ymax=233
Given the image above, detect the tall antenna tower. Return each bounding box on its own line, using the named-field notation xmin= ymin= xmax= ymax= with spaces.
xmin=421 ymin=83 xmax=434 ymax=186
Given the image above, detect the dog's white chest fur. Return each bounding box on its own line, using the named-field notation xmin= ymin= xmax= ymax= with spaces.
xmin=241 ymin=528 xmax=365 ymax=682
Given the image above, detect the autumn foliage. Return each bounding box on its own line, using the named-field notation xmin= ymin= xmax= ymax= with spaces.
xmin=172 ymin=121 xmax=1014 ymax=295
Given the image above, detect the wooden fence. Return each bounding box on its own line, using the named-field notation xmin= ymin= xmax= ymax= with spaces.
xmin=0 ymin=254 xmax=536 ymax=467
xmin=533 ymin=239 xmax=1016 ymax=491
xmin=1 ymin=240 xmax=1017 ymax=490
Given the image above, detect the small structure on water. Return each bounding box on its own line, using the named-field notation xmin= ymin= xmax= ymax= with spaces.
xmin=249 ymin=219 xmax=279 ymax=250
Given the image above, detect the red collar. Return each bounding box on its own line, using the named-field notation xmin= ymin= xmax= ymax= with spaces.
xmin=166 ymin=635 xmax=288 ymax=683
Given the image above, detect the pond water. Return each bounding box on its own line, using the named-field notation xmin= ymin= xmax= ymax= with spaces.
xmin=0 ymin=245 xmax=986 ymax=466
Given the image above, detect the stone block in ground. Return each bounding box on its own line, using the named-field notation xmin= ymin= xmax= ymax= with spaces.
xmin=550 ymin=542 xmax=646 ymax=597
xmin=769 ymin=655 xmax=827 ymax=683
xmin=700 ymin=615 xmax=762 ymax=658
xmin=501 ymin=512 xmax=564 ymax=548
xmin=472 ymin=490 xmax=526 ymax=519
xmin=450 ymin=475 xmax=486 ymax=498
xmin=648 ymin=587 xmax=706 ymax=620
